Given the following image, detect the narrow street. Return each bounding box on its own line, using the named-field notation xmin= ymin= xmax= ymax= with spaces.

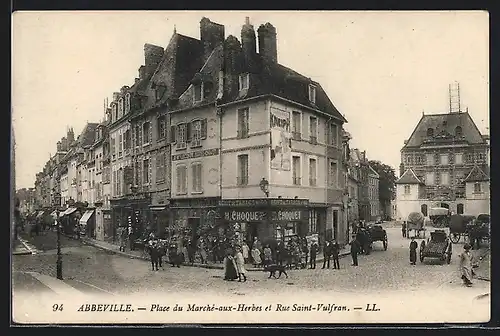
xmin=12 ymin=223 xmax=490 ymax=297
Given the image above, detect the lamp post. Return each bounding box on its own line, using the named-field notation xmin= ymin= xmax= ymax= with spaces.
xmin=259 ymin=178 xmax=272 ymax=241
xmin=53 ymin=192 xmax=63 ymax=280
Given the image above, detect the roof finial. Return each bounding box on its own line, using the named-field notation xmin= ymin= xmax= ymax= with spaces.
xmin=245 ymin=17 xmax=250 ymax=25
xmin=422 ymin=110 xmax=424 ymax=115
xmin=173 ymin=24 xmax=177 ymax=34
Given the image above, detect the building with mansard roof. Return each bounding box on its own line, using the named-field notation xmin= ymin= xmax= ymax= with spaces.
xmin=395 ymin=110 xmax=490 ymax=221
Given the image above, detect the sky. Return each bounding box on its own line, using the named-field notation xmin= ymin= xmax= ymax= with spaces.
xmin=12 ymin=11 xmax=489 ymax=189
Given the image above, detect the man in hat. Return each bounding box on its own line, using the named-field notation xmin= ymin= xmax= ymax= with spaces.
xmin=409 ymin=237 xmax=418 ymax=265
xmin=350 ymin=235 xmax=360 ymax=266
xmin=309 ymin=239 xmax=319 ymax=269
xmin=459 ymin=244 xmax=474 ymax=286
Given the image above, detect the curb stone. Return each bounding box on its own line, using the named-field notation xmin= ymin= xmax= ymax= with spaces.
xmin=82 ymin=238 xmax=352 ymax=272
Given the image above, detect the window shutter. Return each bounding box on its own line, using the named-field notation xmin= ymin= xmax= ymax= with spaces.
xmin=201 ymin=119 xmax=207 ymax=139
xmin=186 ymin=122 xmax=192 ymax=142
xmin=170 ymin=125 xmax=177 ymax=143
xmin=149 ymin=123 xmax=153 ymax=144
xmin=176 ymin=167 xmax=181 ymax=193
xmin=149 ymin=158 xmax=152 ymax=185
xmin=326 ymin=123 xmax=331 ymax=145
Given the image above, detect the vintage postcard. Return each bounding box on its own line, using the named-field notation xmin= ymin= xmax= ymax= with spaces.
xmin=11 ymin=10 xmax=490 ymax=325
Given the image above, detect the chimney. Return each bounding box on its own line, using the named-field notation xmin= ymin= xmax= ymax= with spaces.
xmin=144 ymin=43 xmax=164 ymax=75
xmin=138 ymin=65 xmax=146 ymax=80
xmin=241 ymin=17 xmax=257 ymax=70
xmin=200 ymin=17 xmax=225 ymax=64
xmin=258 ymin=22 xmax=277 ymax=63
xmin=223 ymin=35 xmax=242 ymax=97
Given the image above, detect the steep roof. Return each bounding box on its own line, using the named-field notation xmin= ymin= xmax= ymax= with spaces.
xmin=464 ymin=165 xmax=489 ymax=182
xmin=221 ymin=53 xmax=347 ymax=122
xmin=395 ymin=168 xmax=424 ymax=184
xmin=77 ymin=123 xmax=99 ymax=148
xmin=403 ymin=112 xmax=486 ymax=148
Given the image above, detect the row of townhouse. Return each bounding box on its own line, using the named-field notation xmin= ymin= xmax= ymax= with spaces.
xmin=33 ymin=16 xmax=366 ymax=248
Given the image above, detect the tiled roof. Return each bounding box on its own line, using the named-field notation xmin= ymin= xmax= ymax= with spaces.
xmin=404 ymin=112 xmax=486 ymax=148
xmin=220 ymin=52 xmax=346 ymax=122
xmin=395 ymin=168 xmax=424 ymax=184
xmin=464 ymin=165 xmax=489 ymax=182
xmin=78 ymin=123 xmax=99 ymax=148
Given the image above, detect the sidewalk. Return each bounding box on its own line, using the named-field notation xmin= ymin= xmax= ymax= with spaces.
xmin=82 ymin=237 xmax=352 ymax=272
xmin=12 ymin=238 xmax=36 ymax=256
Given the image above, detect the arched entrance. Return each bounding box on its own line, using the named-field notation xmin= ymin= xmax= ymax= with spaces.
xmin=457 ymin=203 xmax=464 ymax=215
xmin=421 ymin=204 xmax=428 ymax=217
xmin=439 ymin=203 xmax=449 ymax=209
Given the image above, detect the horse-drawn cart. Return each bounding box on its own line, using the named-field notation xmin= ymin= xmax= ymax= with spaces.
xmin=449 ymin=214 xmax=476 ymax=244
xmin=429 ymin=207 xmax=451 ymax=227
xmin=367 ymin=224 xmax=388 ymax=251
xmin=419 ymin=230 xmax=452 ymax=264
xmin=406 ymin=212 xmax=426 ymax=239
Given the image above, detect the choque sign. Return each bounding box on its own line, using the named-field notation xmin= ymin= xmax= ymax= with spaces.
xmin=224 ymin=211 xmax=264 ymax=222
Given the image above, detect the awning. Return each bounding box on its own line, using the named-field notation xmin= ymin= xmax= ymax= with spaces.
xmin=149 ymin=206 xmax=166 ymax=211
xmin=79 ymin=210 xmax=95 ymax=226
xmin=61 ymin=207 xmax=77 ymax=216
xmin=36 ymin=211 xmax=45 ymax=219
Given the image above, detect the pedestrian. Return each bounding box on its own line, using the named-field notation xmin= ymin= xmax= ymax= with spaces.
xmin=276 ymin=240 xmax=286 ymax=266
xmin=263 ymin=245 xmax=273 ymax=267
xmin=119 ymin=227 xmax=128 ymax=252
xmin=402 ymin=222 xmax=407 ymax=238
xmin=459 ymin=244 xmax=474 ymax=287
xmin=198 ymin=239 xmax=208 ymax=264
xmin=331 ymin=240 xmax=340 ymax=269
xmin=251 ymin=244 xmax=262 ymax=267
xmin=242 ymin=241 xmax=250 ymax=264
xmin=235 ymin=247 xmax=247 ymax=282
xmin=309 ymin=239 xmax=318 ymax=269
xmin=409 ymin=237 xmax=418 ymax=265
xmin=223 ymin=248 xmax=239 ymax=281
xmin=350 ymin=236 xmax=360 ymax=266
xmin=149 ymin=241 xmax=160 ymax=271
xmin=322 ymin=241 xmax=332 ymax=269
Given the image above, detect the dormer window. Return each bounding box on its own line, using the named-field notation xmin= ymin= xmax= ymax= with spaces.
xmin=118 ymin=98 xmax=124 ymax=117
xmin=455 ymin=126 xmax=463 ymax=137
xmin=193 ymin=83 xmax=203 ymax=103
xmin=427 ymin=128 xmax=434 ymax=137
xmin=112 ymin=103 xmax=117 ymax=122
xmin=125 ymin=93 xmax=131 ymax=113
xmin=239 ymin=73 xmax=249 ymax=91
xmin=308 ymin=84 xmax=316 ymax=104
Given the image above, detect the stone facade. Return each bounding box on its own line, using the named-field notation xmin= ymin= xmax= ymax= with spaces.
xmin=396 ymin=111 xmax=490 ymax=220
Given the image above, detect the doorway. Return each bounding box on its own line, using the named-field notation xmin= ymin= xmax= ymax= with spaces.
xmin=440 ymin=203 xmax=449 ymax=209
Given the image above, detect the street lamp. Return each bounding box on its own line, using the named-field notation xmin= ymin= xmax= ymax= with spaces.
xmin=259 ymin=178 xmax=269 ymax=197
xmin=53 ymin=192 xmax=63 ymax=280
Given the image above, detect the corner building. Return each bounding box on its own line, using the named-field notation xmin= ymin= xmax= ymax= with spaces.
xmin=168 ymin=17 xmax=350 ymax=247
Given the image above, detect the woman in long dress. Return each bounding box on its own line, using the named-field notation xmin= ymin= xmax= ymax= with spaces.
xmin=235 ymin=247 xmax=247 ymax=282
xmin=223 ymin=249 xmax=239 ymax=281
xmin=251 ymin=245 xmax=262 ymax=268
xmin=459 ymin=244 xmax=474 ymax=286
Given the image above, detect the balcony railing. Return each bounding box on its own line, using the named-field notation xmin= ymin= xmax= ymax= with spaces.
xmin=293 ymin=177 xmax=301 ymax=185
xmin=237 ymin=176 xmax=249 ymax=186
xmin=309 ymin=178 xmax=317 ymax=186
xmin=309 ymin=136 xmax=318 ymax=144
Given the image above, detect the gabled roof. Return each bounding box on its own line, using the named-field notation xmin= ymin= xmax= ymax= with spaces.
xmin=77 ymin=123 xmax=99 ymax=148
xmin=403 ymin=112 xmax=486 ymax=148
xmin=395 ymin=168 xmax=424 ymax=184
xmin=464 ymin=165 xmax=489 ymax=182
xmin=368 ymin=165 xmax=380 ymax=178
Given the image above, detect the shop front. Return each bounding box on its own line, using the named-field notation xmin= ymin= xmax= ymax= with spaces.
xmin=170 ymin=197 xmax=220 ymax=246
xmin=149 ymin=189 xmax=170 ymax=239
xmin=80 ymin=208 xmax=96 ymax=239
xmin=110 ymin=192 xmax=151 ymax=243
xmin=219 ymin=198 xmax=313 ymax=246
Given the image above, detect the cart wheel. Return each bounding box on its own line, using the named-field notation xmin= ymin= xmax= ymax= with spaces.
xmin=383 ymin=238 xmax=388 ymax=251
xmin=419 ymin=241 xmax=425 ymax=263
xmin=450 ymin=233 xmax=460 ymax=244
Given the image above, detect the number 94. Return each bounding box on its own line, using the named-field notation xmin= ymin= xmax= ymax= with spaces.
xmin=52 ymin=304 xmax=63 ymax=312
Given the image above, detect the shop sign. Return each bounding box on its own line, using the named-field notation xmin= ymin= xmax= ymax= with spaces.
xmin=172 ymin=148 xmax=219 ymax=161
xmin=271 ymin=210 xmax=304 ymax=222
xmin=224 ymin=210 xmax=264 ymax=222
xmin=219 ymin=198 xmax=308 ymax=207
xmin=126 ymin=193 xmax=149 ymax=201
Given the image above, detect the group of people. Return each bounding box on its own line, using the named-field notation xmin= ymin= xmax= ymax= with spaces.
xmin=223 ymin=246 xmax=247 ymax=282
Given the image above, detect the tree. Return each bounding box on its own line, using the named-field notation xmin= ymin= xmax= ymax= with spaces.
xmin=368 ymin=160 xmax=397 ymax=219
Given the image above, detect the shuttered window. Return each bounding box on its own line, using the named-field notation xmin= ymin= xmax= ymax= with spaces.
xmin=176 ymin=165 xmax=187 ymax=194
xmin=156 ymin=152 xmax=166 ymax=183
xmin=191 ymin=162 xmax=203 ymax=193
